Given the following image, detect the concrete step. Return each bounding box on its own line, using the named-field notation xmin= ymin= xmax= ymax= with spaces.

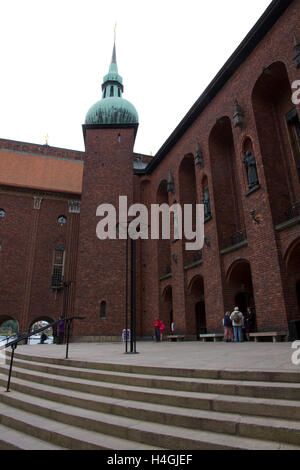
xmin=5 ymin=357 xmax=300 ymax=401
xmin=1 ymin=372 xmax=300 ymax=446
xmin=0 ymin=390 xmax=298 ymax=450
xmin=10 ymin=351 xmax=300 ymax=384
xmin=2 ymin=361 xmax=300 ymax=422
xmin=0 ymin=402 xmax=163 ymax=451
xmin=0 ymin=423 xmax=65 ymax=450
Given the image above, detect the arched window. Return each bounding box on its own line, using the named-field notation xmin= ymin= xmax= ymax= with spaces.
xmin=100 ymin=301 xmax=106 ymax=319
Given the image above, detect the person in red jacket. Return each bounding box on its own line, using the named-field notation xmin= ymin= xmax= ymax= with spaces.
xmin=153 ymin=319 xmax=161 ymax=342
xmin=159 ymin=321 xmax=165 ymax=341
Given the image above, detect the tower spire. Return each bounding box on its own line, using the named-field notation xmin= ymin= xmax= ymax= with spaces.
xmin=111 ymin=23 xmax=117 ymax=65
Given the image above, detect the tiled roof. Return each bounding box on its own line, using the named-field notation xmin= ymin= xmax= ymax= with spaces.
xmin=0 ymin=148 xmax=83 ymax=194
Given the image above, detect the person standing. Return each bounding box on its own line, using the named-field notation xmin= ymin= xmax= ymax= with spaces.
xmin=246 ymin=307 xmax=255 ymax=333
xmin=230 ymin=307 xmax=244 ymax=343
xmin=159 ymin=321 xmax=165 ymax=342
xmin=223 ymin=311 xmax=233 ymax=342
xmin=58 ymin=315 xmax=65 ymax=345
xmin=153 ymin=319 xmax=161 ymax=342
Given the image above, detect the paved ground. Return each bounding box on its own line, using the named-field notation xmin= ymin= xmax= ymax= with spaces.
xmin=4 ymin=340 xmax=300 ymax=373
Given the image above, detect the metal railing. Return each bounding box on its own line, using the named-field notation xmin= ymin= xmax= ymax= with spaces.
xmin=0 ymin=316 xmax=86 ymax=392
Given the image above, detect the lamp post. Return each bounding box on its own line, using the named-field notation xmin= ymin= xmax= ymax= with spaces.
xmin=119 ymin=222 xmax=138 ymax=355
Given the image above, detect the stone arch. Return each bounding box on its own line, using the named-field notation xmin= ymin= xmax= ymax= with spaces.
xmin=156 ymin=179 xmax=171 ymax=277
xmin=0 ymin=315 xmax=19 ymax=335
xmin=226 ymin=259 xmax=255 ymax=316
xmin=178 ymin=154 xmax=197 ymax=266
xmin=209 ymin=116 xmax=245 ymax=250
xmin=186 ymin=274 xmax=206 ymax=337
xmin=28 ymin=315 xmax=56 ymax=343
xmin=160 ymin=285 xmax=173 ymax=333
xmin=252 ymin=61 xmax=300 ymax=225
xmin=284 ymin=238 xmax=300 ymax=318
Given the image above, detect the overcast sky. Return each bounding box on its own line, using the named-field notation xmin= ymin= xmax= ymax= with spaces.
xmin=0 ymin=0 xmax=272 ymax=156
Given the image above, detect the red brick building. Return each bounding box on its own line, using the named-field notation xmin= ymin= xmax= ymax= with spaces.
xmin=0 ymin=0 xmax=299 ymax=341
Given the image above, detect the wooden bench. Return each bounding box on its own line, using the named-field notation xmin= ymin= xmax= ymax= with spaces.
xmin=199 ymin=333 xmax=224 ymax=342
xmin=167 ymin=335 xmax=185 ymax=342
xmin=249 ymin=332 xmax=287 ymax=343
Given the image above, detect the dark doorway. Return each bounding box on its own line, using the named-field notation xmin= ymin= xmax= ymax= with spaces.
xmin=195 ymin=301 xmax=207 ymax=338
xmin=297 ymin=281 xmax=300 ymax=312
xmin=235 ymin=292 xmax=254 ymax=315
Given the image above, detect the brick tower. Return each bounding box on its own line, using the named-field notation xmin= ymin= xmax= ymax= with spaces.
xmin=73 ymin=39 xmax=139 ymax=340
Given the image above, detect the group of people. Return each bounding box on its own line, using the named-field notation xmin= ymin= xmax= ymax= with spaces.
xmin=223 ymin=307 xmax=255 ymax=343
xmin=153 ymin=319 xmax=166 ymax=342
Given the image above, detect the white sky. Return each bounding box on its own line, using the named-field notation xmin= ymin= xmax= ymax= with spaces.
xmin=0 ymin=0 xmax=272 ymax=156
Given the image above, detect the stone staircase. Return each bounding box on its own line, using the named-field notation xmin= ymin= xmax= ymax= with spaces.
xmin=0 ymin=351 xmax=300 ymax=450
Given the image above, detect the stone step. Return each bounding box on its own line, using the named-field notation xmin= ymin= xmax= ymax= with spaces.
xmin=1 ymin=372 xmax=300 ymax=446
xmin=0 ymin=423 xmax=65 ymax=450
xmin=0 ymin=402 xmax=163 ymax=451
xmin=2 ymin=362 xmax=300 ymax=423
xmin=0 ymin=390 xmax=298 ymax=450
xmin=10 ymin=351 xmax=300 ymax=384
xmin=5 ymin=357 xmax=300 ymax=401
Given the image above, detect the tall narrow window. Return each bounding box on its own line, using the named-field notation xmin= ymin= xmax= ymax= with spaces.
xmin=100 ymin=301 xmax=106 ymax=319
xmin=286 ymin=108 xmax=300 ymax=182
xmin=51 ymin=246 xmax=65 ymax=289
xmin=110 ymin=86 xmax=114 ymax=97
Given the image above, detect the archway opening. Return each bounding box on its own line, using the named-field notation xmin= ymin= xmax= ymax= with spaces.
xmin=252 ymin=61 xmax=299 ymax=225
xmin=0 ymin=316 xmax=19 ymax=343
xmin=209 ymin=117 xmax=245 ymax=249
xmin=286 ymin=239 xmax=300 ymax=319
xmin=29 ymin=318 xmax=55 ymax=344
xmin=227 ymin=260 xmax=255 ymax=316
xmin=179 ymin=154 xmax=197 ymax=266
xmin=157 ymin=180 xmax=171 ymax=277
xmin=161 ymin=286 xmax=173 ymax=335
xmin=189 ymin=275 xmax=206 ymax=338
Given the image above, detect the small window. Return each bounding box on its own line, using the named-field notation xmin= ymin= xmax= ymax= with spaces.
xmin=0 ymin=209 xmax=5 ymax=218
xmin=118 ymin=88 xmax=121 ymax=97
xmin=51 ymin=246 xmax=65 ymax=289
xmin=103 ymin=88 xmax=106 ymax=98
xmin=100 ymin=301 xmax=106 ymax=319
xmin=110 ymin=86 xmax=114 ymax=97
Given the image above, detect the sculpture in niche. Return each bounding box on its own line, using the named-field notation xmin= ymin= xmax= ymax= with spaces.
xmin=202 ymin=187 xmax=211 ymax=219
xmin=233 ymin=100 xmax=245 ymax=129
xmin=243 ymin=150 xmax=259 ymax=190
xmin=167 ymin=169 xmax=175 ymax=194
xmin=195 ymin=139 xmax=204 ymax=168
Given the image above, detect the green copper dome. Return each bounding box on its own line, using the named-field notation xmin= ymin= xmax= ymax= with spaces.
xmin=85 ymin=42 xmax=138 ymax=126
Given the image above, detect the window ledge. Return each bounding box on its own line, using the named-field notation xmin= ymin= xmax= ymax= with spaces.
xmin=220 ymin=240 xmax=248 ymax=255
xmin=275 ymin=215 xmax=300 ymax=232
xmin=159 ymin=273 xmax=172 ymax=281
xmin=184 ymin=260 xmax=203 ymax=271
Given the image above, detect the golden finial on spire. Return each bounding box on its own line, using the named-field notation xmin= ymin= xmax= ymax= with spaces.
xmin=45 ymin=134 xmax=49 ymax=146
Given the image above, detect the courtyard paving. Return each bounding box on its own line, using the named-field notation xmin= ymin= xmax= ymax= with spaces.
xmin=6 ymin=339 xmax=300 ymax=373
